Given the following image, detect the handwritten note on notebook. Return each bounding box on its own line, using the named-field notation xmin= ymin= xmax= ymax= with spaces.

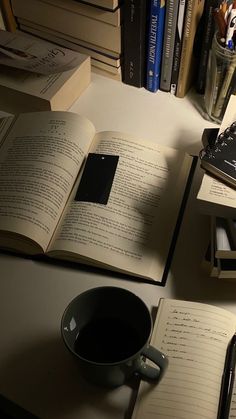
xmin=133 ymin=298 xmax=236 ymax=419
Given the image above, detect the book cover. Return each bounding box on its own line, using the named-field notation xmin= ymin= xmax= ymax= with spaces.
xmin=170 ymin=0 xmax=186 ymax=95
xmin=176 ymin=0 xmax=205 ymax=98
xmin=146 ymin=0 xmax=166 ymax=93
xmin=122 ymin=0 xmax=149 ymax=87
xmin=160 ymin=0 xmax=179 ymax=92
xmin=0 ymin=54 xmax=91 ymax=113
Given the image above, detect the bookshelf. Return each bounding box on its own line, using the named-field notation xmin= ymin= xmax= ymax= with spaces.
xmin=0 ymin=72 xmax=235 ymax=419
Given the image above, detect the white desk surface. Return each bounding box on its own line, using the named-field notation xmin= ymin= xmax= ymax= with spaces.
xmin=0 ymin=73 xmax=235 ymax=419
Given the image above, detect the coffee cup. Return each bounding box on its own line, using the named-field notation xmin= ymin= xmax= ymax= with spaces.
xmin=61 ymin=286 xmax=168 ymax=388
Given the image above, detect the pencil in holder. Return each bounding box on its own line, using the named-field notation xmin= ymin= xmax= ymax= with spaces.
xmin=204 ymin=32 xmax=236 ymax=124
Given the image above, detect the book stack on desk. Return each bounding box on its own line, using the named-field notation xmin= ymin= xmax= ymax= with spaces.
xmin=10 ymin=0 xmax=123 ymax=81
xmin=197 ymin=95 xmax=236 ymax=280
xmin=8 ymin=0 xmax=208 ymax=97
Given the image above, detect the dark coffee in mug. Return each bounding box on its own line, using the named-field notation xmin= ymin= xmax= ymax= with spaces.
xmin=74 ymin=316 xmax=143 ymax=363
xmin=61 ymin=287 xmax=168 ymax=387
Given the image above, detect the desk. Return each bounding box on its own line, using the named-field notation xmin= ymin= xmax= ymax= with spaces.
xmin=0 ymin=73 xmax=235 ymax=419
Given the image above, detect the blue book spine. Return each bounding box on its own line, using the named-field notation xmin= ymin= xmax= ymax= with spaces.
xmin=146 ymin=0 xmax=166 ymax=92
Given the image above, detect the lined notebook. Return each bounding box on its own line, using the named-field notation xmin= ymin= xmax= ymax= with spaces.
xmin=132 ymin=298 xmax=236 ymax=419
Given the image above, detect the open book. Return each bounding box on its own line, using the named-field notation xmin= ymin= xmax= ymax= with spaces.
xmin=0 ymin=111 xmax=193 ymax=283
xmin=133 ymin=298 xmax=236 ymax=418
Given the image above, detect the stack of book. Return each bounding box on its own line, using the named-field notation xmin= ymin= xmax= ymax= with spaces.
xmin=11 ymin=0 xmax=122 ymax=81
xmin=197 ymin=95 xmax=236 ymax=280
xmin=9 ymin=0 xmax=207 ymax=97
xmin=6 ymin=0 xmax=226 ymax=99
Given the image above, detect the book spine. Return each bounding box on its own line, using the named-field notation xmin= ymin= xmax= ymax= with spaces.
xmin=196 ymin=0 xmax=220 ymax=94
xmin=122 ymin=0 xmax=149 ymax=87
xmin=176 ymin=0 xmax=205 ymax=98
xmin=146 ymin=0 xmax=166 ymax=93
xmin=160 ymin=0 xmax=179 ymax=92
xmin=170 ymin=0 xmax=186 ymax=95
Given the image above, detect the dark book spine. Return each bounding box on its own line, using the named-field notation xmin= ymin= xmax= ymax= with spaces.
xmin=122 ymin=0 xmax=149 ymax=87
xmin=195 ymin=0 xmax=221 ymax=94
xmin=170 ymin=0 xmax=186 ymax=95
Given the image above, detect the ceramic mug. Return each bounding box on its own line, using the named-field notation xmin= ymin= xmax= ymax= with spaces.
xmin=61 ymin=286 xmax=168 ymax=387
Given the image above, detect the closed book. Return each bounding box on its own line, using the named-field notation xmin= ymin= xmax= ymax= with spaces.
xmin=170 ymin=0 xmax=186 ymax=95
xmin=28 ymin=0 xmax=122 ymax=27
xmin=0 ymin=54 xmax=91 ymax=113
xmin=17 ymin=23 xmax=121 ymax=78
xmin=146 ymin=0 xmax=166 ymax=93
xmin=196 ymin=0 xmax=220 ymax=94
xmin=11 ymin=0 xmax=121 ymax=54
xmin=122 ymin=0 xmax=149 ymax=87
xmin=176 ymin=0 xmax=205 ymax=98
xmin=160 ymin=0 xmax=179 ymax=92
xmin=212 ymin=216 xmax=236 ymax=261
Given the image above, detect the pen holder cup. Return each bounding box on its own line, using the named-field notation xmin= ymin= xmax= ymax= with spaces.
xmin=204 ymin=32 xmax=236 ymax=124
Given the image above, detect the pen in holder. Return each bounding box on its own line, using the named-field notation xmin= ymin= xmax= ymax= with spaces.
xmin=204 ymin=32 xmax=236 ymax=124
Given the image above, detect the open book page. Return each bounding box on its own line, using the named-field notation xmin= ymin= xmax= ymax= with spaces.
xmin=0 ymin=111 xmax=95 ymax=253
xmin=133 ymin=298 xmax=236 ymax=419
xmin=48 ymin=131 xmax=192 ymax=282
xmin=197 ymin=95 xmax=236 ymax=215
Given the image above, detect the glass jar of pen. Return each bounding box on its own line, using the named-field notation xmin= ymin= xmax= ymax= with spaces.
xmin=204 ymin=32 xmax=236 ymax=124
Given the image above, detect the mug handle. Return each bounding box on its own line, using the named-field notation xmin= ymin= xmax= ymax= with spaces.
xmin=136 ymin=344 xmax=168 ymax=381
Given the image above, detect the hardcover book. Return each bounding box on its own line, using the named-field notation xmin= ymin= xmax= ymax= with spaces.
xmin=0 ymin=111 xmax=193 ymax=284
xmin=122 ymin=0 xmax=149 ymax=87
xmin=146 ymin=0 xmax=166 ymax=93
xmin=170 ymin=0 xmax=186 ymax=95
xmin=195 ymin=0 xmax=220 ymax=94
xmin=133 ymin=298 xmax=236 ymax=418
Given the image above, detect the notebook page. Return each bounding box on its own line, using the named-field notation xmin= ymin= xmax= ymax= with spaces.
xmin=133 ymin=298 xmax=236 ymax=419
